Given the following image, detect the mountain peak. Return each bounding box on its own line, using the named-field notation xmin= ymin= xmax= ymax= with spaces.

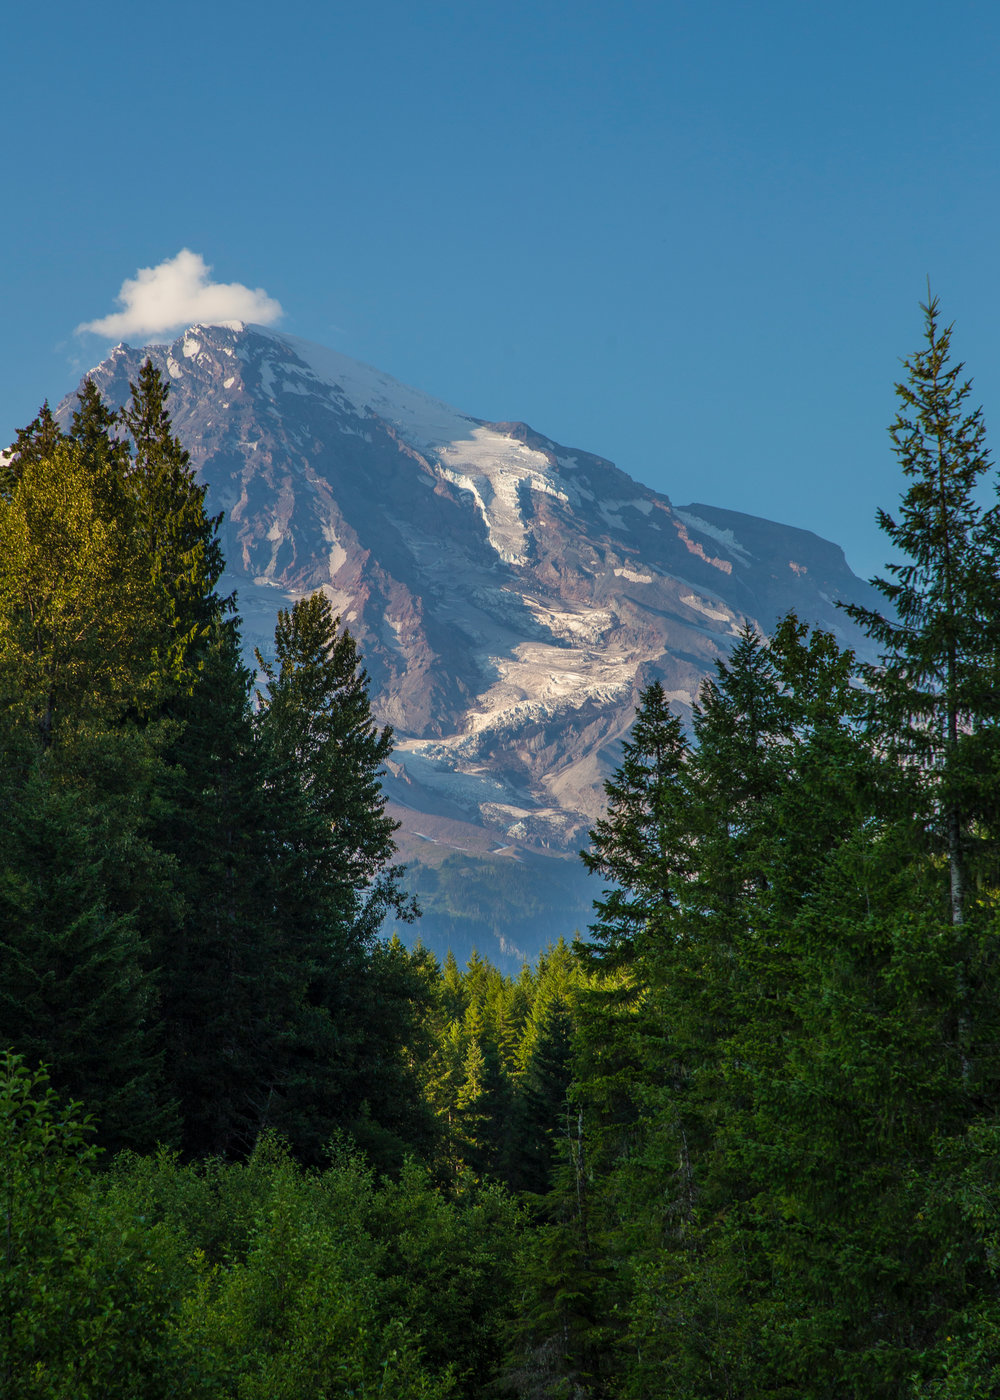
xmin=59 ymin=326 xmax=882 ymax=955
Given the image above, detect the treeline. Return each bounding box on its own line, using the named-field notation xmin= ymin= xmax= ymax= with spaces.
xmin=4 ymin=296 xmax=1000 ymax=1397
xmin=508 ymin=298 xmax=1000 ymax=1398
xmin=0 ymin=362 xmax=583 ymax=1396
xmin=0 ymin=367 xmax=427 ymax=1166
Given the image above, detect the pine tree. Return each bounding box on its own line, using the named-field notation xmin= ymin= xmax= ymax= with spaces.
xmin=149 ymin=620 xmax=297 ymax=1157
xmin=256 ymin=591 xmax=413 ymax=937
xmin=122 ymin=359 xmax=227 ymax=688
xmin=255 ymin=592 xmax=419 ymax=1160
xmin=844 ymin=294 xmax=1000 ymax=924
xmin=0 ymin=439 xmax=163 ymax=747
xmin=1 ymin=401 xmax=63 ymax=497
xmin=0 ymin=759 xmax=174 ymax=1152
xmin=580 ymin=680 xmax=692 ymax=973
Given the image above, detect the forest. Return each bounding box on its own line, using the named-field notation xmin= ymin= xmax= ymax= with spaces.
xmin=2 ymin=297 xmax=1000 ymax=1398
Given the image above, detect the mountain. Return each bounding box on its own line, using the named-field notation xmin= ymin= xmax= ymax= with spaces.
xmin=62 ymin=322 xmax=883 ymax=964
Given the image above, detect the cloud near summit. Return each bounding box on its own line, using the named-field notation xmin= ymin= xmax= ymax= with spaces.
xmin=77 ymin=250 xmax=283 ymax=340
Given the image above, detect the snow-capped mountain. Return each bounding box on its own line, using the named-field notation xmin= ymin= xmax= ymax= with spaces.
xmin=62 ymin=322 xmax=883 ymax=959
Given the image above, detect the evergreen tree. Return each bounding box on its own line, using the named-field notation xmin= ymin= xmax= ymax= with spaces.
xmin=580 ymin=680 xmax=692 ymax=972
xmin=150 ymin=621 xmax=296 ymax=1158
xmin=1 ymin=401 xmax=63 ymax=497
xmin=69 ymin=378 xmax=130 ymax=479
xmin=256 ymin=591 xmax=411 ymax=937
xmin=122 ymin=359 xmax=227 ymax=687
xmin=512 ymin=966 xmax=576 ymax=1195
xmin=255 ymin=592 xmax=420 ymax=1160
xmin=453 ymin=996 xmax=512 ymax=1178
xmin=0 ymin=760 xmax=174 ymax=1152
xmin=844 ymin=294 xmax=1000 ymax=924
xmin=0 ymin=439 xmax=163 ymax=747
xmin=687 ymin=621 xmax=790 ymax=913
xmin=0 ymin=379 xmax=235 ymax=1155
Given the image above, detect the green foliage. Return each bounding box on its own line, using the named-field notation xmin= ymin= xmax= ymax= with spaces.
xmin=508 ymin=519 xmax=1000 ymax=1397
xmin=251 ymin=592 xmax=428 ymax=1163
xmin=6 ymin=304 xmax=1000 ymax=1400
xmin=0 ymin=1068 xmax=523 ymax=1399
xmin=256 ymin=590 xmax=407 ymax=930
xmin=0 ymin=1052 xmax=98 ymax=1398
xmin=844 ymin=294 xmax=1000 ymax=922
xmin=0 ymin=764 xmax=172 ymax=1152
xmin=121 ymin=359 xmax=227 ymax=684
xmin=0 ymin=439 xmax=163 ymax=745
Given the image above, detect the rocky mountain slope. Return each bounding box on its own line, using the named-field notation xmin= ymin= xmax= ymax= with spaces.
xmin=63 ymin=323 xmax=882 ymax=960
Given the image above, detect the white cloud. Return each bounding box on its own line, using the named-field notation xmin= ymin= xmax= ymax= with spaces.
xmin=76 ymin=250 xmax=283 ymax=340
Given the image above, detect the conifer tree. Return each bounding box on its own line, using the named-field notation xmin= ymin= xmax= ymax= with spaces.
xmin=122 ymin=360 xmax=227 ymax=687
xmin=150 ymin=620 xmax=294 ymax=1157
xmin=0 ymin=378 xmax=233 ymax=1154
xmin=256 ymin=591 xmax=413 ymax=938
xmin=69 ymin=378 xmax=130 ymax=478
xmin=580 ymin=680 xmax=692 ymax=972
xmin=1 ymin=401 xmax=63 ymax=497
xmin=687 ymin=621 xmax=789 ymax=913
xmin=0 ymin=440 xmax=163 ymax=747
xmin=512 ymin=977 xmax=576 ymax=1194
xmin=844 ymin=294 xmax=1000 ymax=924
xmin=0 ymin=760 xmax=174 ymax=1152
xmin=254 ymin=592 xmax=420 ymax=1160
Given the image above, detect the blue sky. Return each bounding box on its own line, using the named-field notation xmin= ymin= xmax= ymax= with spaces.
xmin=4 ymin=0 xmax=999 ymax=579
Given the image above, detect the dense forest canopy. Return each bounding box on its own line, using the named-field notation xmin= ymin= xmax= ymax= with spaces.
xmin=3 ymin=299 xmax=1000 ymax=1396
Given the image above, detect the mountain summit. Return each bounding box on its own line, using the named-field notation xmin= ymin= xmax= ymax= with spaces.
xmin=66 ymin=322 xmax=881 ymax=957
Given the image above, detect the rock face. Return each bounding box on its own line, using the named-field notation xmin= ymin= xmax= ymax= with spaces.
xmin=65 ymin=322 xmax=882 ymax=959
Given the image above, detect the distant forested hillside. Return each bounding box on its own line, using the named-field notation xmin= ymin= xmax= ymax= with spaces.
xmin=397 ymin=851 xmax=593 ymax=968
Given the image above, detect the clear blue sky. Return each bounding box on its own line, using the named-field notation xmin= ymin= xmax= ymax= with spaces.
xmin=4 ymin=0 xmax=999 ymax=579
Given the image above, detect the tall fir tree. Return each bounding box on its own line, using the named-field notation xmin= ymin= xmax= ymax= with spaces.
xmin=122 ymin=359 xmax=227 ymax=688
xmin=0 ymin=439 xmax=163 ymax=748
xmin=149 ymin=620 xmax=297 ymax=1158
xmin=1 ymin=401 xmax=63 ymax=498
xmin=844 ymin=294 xmax=1000 ymax=924
xmin=255 ymin=592 xmax=419 ymax=1161
xmin=255 ymin=592 xmax=410 ymax=936
xmin=0 ymin=377 xmax=230 ymax=1152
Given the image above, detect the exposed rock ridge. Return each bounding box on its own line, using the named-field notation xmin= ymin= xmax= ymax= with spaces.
xmin=64 ymin=322 xmax=882 ymax=856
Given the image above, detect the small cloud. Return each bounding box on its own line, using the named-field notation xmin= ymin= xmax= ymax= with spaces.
xmin=77 ymin=249 xmax=283 ymax=341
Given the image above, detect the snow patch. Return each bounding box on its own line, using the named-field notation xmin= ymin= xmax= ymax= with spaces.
xmin=266 ymin=329 xmax=477 ymax=447
xmin=614 ymin=567 xmax=654 ymax=584
xmin=435 ymin=426 xmax=564 ymax=565
xmin=182 ymin=334 xmax=201 ymax=359
xmin=258 ymin=359 xmax=276 ymax=397
xmin=681 ymin=593 xmax=732 ymax=622
xmin=598 ymin=499 xmax=650 ymax=531
xmin=674 ymin=510 xmax=751 ymax=562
